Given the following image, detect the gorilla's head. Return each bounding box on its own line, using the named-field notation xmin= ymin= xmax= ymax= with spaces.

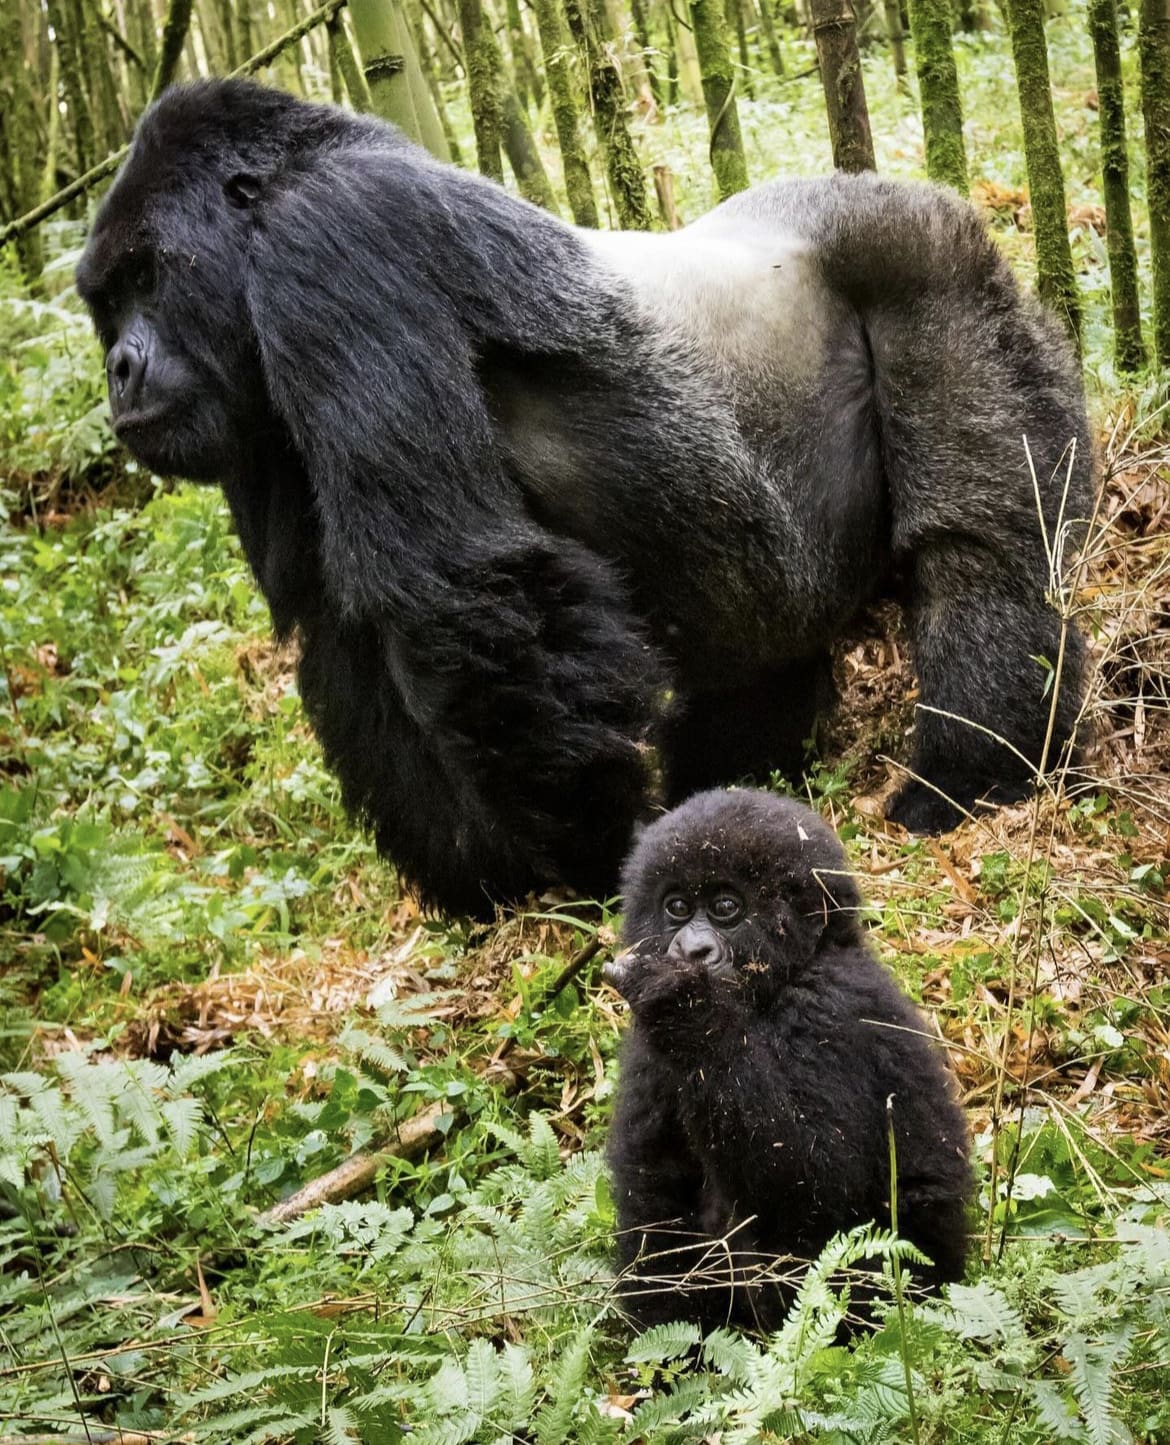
xmin=609 ymin=789 xmax=864 ymax=1001
xmin=75 ymin=82 xmax=354 ymax=480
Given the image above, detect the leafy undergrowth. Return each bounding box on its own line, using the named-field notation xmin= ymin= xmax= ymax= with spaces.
xmin=4 ymin=16 xmax=1170 ymax=1445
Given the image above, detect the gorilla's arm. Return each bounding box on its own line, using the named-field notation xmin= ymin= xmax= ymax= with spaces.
xmin=242 ymin=155 xmax=663 ymax=912
xmin=790 ymin=176 xmax=1092 ymax=826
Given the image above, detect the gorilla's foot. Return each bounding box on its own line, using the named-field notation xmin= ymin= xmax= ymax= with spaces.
xmin=886 ymin=773 xmax=1031 ymax=833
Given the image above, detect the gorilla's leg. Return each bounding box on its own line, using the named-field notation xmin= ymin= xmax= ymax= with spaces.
xmin=794 ymin=175 xmax=1092 ymax=829
xmin=661 ymin=654 xmax=835 ymax=805
xmin=888 ymin=541 xmax=1085 ymax=832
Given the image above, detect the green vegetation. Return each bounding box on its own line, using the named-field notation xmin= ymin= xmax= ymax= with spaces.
xmin=3 ymin=8 xmax=1170 ymax=1444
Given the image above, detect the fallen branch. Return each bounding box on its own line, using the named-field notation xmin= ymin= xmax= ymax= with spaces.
xmin=260 ymin=1068 xmax=518 ymax=1224
xmin=0 ymin=1434 xmax=190 ymax=1444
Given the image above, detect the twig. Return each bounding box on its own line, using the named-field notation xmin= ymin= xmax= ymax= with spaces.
xmin=260 ymin=1069 xmax=518 ymax=1224
xmin=544 ymin=935 xmax=604 ymax=1001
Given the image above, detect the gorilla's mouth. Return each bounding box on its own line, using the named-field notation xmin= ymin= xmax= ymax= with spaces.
xmin=112 ymin=405 xmax=176 ymax=442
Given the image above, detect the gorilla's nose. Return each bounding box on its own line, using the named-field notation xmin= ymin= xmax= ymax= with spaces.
xmin=681 ymin=938 xmax=721 ymax=967
xmin=674 ymin=923 xmax=723 ymax=969
xmin=107 ymin=335 xmax=147 ymax=415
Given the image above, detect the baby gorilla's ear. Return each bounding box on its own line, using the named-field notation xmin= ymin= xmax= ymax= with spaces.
xmin=810 ymin=866 xmax=865 ymax=948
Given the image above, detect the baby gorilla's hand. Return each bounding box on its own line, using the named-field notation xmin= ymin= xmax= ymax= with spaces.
xmin=604 ymin=945 xmax=716 ymax=1035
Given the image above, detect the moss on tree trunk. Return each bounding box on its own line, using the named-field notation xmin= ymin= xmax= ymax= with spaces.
xmin=1139 ymin=0 xmax=1170 ymax=368
xmin=1089 ymin=0 xmax=1145 ymax=372
xmin=583 ymin=0 xmax=653 ymax=227
xmin=808 ymin=0 xmax=876 ymax=173
xmin=455 ymin=0 xmax=505 ymax=178
xmin=533 ymin=0 xmax=599 ymax=226
xmin=907 ymin=0 xmax=968 ymax=189
xmin=1005 ymin=0 xmax=1081 ymax=346
xmin=691 ymin=0 xmax=751 ymax=197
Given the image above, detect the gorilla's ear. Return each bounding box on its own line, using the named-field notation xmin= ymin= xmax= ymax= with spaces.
xmin=224 ymin=173 xmax=263 ymax=209
xmin=814 ymin=869 xmax=865 ymax=948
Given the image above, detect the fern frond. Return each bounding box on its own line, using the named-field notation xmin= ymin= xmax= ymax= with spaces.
xmin=625 ymin=1319 xmax=701 ymax=1364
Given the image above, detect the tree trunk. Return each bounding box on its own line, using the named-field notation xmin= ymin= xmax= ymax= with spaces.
xmin=907 ymin=0 xmax=968 ymax=189
xmin=0 ymin=1 xmax=45 ymax=284
xmin=1005 ymin=0 xmax=1081 ymax=345
xmin=1139 ymin=0 xmax=1170 ymax=368
xmin=583 ymin=0 xmax=653 ymax=227
xmin=45 ymin=0 xmax=95 ymax=172
xmin=152 ymin=0 xmax=195 ymax=99
xmin=504 ymin=0 xmax=545 ymax=109
xmin=630 ymin=0 xmax=664 ymax=102
xmin=39 ymin=45 xmax=62 ymax=206
xmin=807 ymin=0 xmax=875 ymax=172
xmin=675 ymin=2 xmax=707 ymax=101
xmin=455 ymin=0 xmax=504 ymax=176
xmin=756 ymin=0 xmax=786 ymax=73
xmin=398 ymin=6 xmax=451 ymax=157
xmin=411 ymin=13 xmax=465 ymax=163
xmin=328 ymin=12 xmax=374 ymax=108
xmin=664 ymin=0 xmax=681 ymax=103
xmin=691 ymin=0 xmax=751 ymax=196
xmin=883 ymin=0 xmax=907 ymax=86
xmin=1089 ymin=0 xmax=1144 ymax=372
xmin=351 ymin=0 xmax=450 ymax=161
xmin=729 ymin=0 xmax=756 ymax=97
xmin=533 ymin=0 xmax=599 ymax=225
xmin=502 ymin=87 xmax=560 ymax=210
xmin=236 ymin=0 xmax=254 ymax=64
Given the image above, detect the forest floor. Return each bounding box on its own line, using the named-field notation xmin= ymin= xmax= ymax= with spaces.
xmin=2 ymin=15 xmax=1170 ymax=1445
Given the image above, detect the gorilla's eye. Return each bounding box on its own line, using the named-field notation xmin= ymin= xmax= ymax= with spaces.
xmin=709 ymin=892 xmax=744 ymax=925
xmin=224 ymin=173 xmax=263 ymax=209
xmin=663 ymin=893 xmax=692 ymax=923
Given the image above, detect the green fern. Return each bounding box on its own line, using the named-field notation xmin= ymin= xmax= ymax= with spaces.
xmin=625 ymin=1319 xmax=702 ymax=1364
xmin=533 ymin=1326 xmax=596 ymax=1445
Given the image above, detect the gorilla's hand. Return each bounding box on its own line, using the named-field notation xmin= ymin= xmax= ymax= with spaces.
xmin=604 ymin=946 xmax=722 ymax=1039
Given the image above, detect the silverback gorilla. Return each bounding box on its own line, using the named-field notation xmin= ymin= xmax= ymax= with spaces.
xmin=605 ymin=790 xmax=972 ymax=1330
xmin=77 ymin=81 xmax=1094 ymax=916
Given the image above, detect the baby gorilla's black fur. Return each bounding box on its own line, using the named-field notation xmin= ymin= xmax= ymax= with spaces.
xmin=606 ymin=790 xmax=972 ymax=1332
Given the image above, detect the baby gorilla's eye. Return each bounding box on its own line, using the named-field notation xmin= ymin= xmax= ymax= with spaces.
xmin=663 ymin=893 xmax=692 ymax=923
xmin=709 ymin=892 xmax=744 ymax=925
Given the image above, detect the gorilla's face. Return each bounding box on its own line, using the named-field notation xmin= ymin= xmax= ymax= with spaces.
xmin=608 ymin=789 xmax=865 ymax=1005
xmin=76 ymin=95 xmax=290 ymax=484
xmin=77 ymin=180 xmax=267 ymax=481
xmin=630 ymin=879 xmax=766 ymax=984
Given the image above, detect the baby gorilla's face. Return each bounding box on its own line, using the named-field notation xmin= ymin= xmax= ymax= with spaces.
xmin=604 ymin=876 xmax=771 ymax=999
xmin=655 ymin=881 xmax=750 ymax=979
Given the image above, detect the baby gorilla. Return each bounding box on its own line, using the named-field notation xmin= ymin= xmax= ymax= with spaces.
xmin=605 ymin=790 xmax=972 ymax=1332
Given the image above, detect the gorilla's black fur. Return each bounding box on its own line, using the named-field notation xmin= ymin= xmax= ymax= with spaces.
xmin=77 ymin=80 xmax=1093 ymax=916
xmin=606 ymin=790 xmax=972 ymax=1331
